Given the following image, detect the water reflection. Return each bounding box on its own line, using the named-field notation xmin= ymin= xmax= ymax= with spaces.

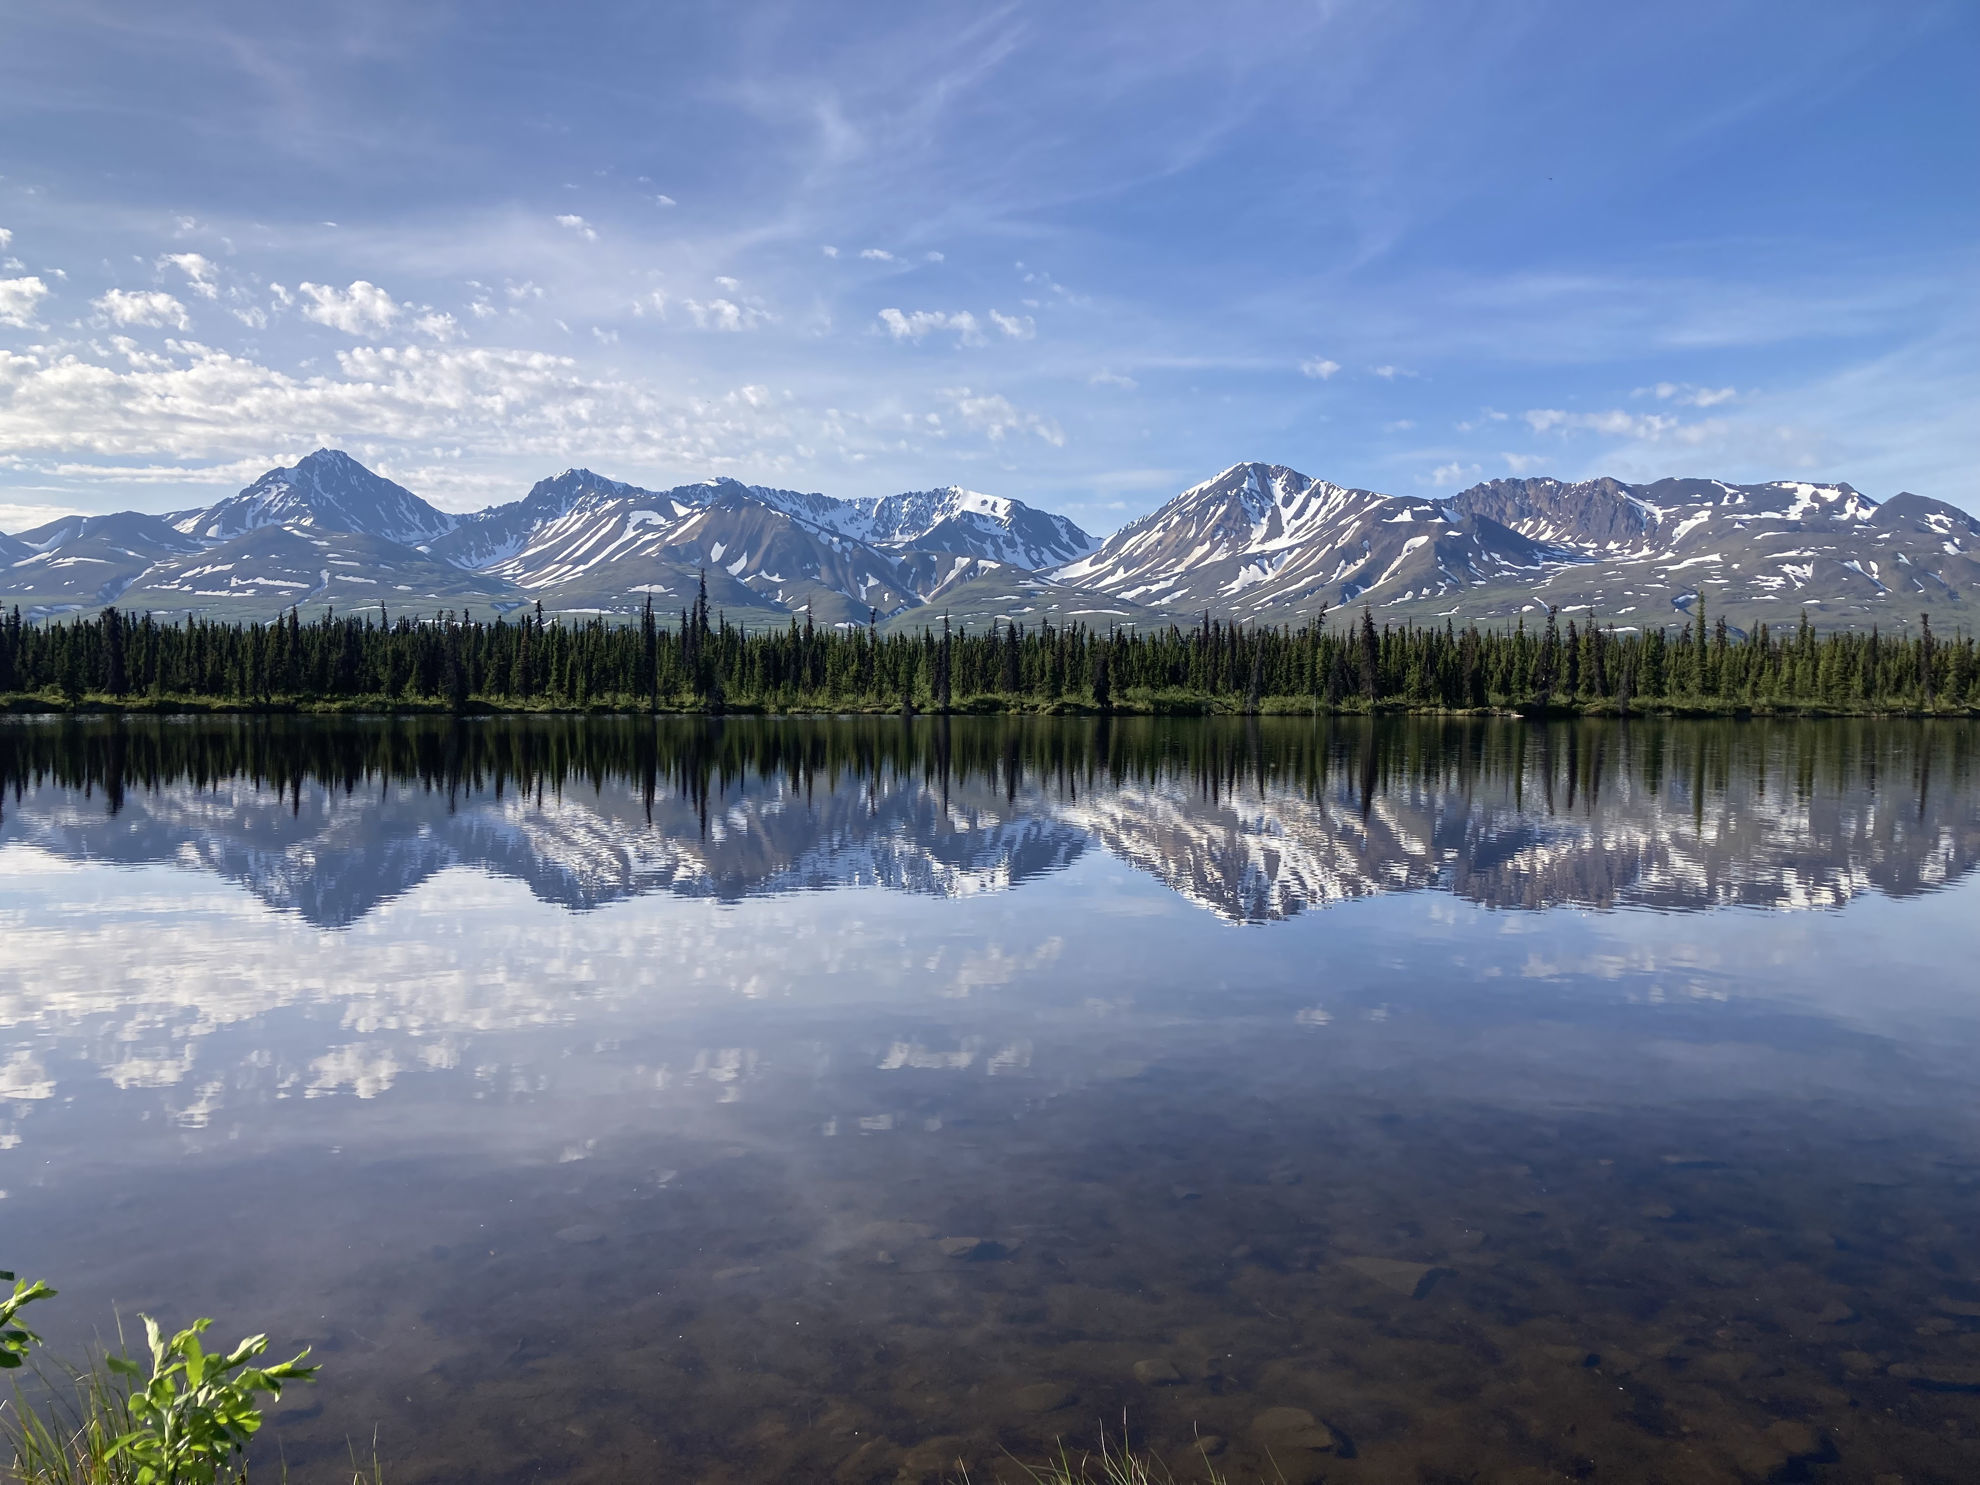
xmin=3 ymin=717 xmax=1979 ymax=1484
xmin=3 ymin=715 xmax=1974 ymax=924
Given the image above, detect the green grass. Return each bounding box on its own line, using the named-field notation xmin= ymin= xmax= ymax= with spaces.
xmin=950 ymin=1426 xmax=1255 ymax=1485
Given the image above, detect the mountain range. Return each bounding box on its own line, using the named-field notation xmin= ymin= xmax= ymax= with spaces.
xmin=2 ymin=449 xmax=1972 ymax=632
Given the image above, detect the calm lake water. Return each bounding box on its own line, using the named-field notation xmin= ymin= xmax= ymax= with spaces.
xmin=3 ymin=716 xmax=1979 ymax=1484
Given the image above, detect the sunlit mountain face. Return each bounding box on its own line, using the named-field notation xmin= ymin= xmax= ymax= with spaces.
xmin=2 ymin=715 xmax=1972 ymax=927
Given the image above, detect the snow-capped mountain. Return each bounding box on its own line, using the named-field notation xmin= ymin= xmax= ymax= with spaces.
xmin=4 ymin=449 xmax=1973 ymax=629
xmin=122 ymin=524 xmax=513 ymax=619
xmin=1052 ymin=461 xmax=1978 ymax=630
xmin=1439 ymin=475 xmax=1980 ymax=628
xmin=1054 ymin=462 xmax=1555 ymax=620
xmin=2 ymin=511 xmax=206 ymax=609
xmin=432 ymin=472 xmax=1095 ymax=623
xmin=840 ymin=486 xmax=1096 ymax=568
xmin=425 ymin=468 xmax=652 ymax=570
xmin=173 ymin=449 xmax=459 ymax=546
xmin=480 ymin=478 xmax=927 ymax=623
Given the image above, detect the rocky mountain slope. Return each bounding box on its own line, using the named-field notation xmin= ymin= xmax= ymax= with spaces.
xmin=1 ymin=450 xmax=1969 ymax=631
xmin=1056 ymin=462 xmax=1976 ymax=632
xmin=171 ymin=448 xmax=458 ymax=546
xmin=1054 ymin=463 xmax=1555 ymax=622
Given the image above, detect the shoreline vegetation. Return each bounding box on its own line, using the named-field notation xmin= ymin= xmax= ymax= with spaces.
xmin=7 ymin=1269 xmax=1252 ymax=1485
xmin=1 ymin=592 xmax=1975 ymax=719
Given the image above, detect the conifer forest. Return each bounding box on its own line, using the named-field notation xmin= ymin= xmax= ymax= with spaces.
xmin=1 ymin=593 xmax=1974 ymax=716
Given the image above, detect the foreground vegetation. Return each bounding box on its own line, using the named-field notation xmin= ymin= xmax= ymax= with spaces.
xmin=1 ymin=594 xmax=1975 ymax=717
xmin=2 ymin=1271 xmax=316 ymax=1485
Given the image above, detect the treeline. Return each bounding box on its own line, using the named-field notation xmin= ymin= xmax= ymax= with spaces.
xmin=0 ymin=594 xmax=1974 ymax=715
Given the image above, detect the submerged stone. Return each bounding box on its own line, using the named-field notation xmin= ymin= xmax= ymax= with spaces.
xmin=1249 ymin=1407 xmax=1338 ymax=1453
xmin=1012 ymin=1382 xmax=1076 ymax=1413
xmin=1341 ymin=1255 xmax=1447 ymax=1298
xmin=553 ymin=1223 xmax=605 ymax=1244
xmin=1132 ymin=1358 xmax=1182 ymax=1385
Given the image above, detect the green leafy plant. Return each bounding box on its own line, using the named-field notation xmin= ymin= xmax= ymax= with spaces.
xmin=3 ymin=1270 xmax=320 ymax=1485
xmin=1 ymin=1273 xmax=57 ymax=1370
xmin=101 ymin=1317 xmax=316 ymax=1485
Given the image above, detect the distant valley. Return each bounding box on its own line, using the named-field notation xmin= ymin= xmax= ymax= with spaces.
xmin=3 ymin=450 xmax=1971 ymax=632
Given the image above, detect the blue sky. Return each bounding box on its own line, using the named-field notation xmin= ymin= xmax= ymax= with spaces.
xmin=0 ymin=0 xmax=1973 ymax=532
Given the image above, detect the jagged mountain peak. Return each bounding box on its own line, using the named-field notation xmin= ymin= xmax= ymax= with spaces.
xmin=178 ymin=448 xmax=458 ymax=546
xmin=845 ymin=484 xmax=1095 ymax=569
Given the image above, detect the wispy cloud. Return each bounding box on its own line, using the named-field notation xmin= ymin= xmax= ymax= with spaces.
xmin=1299 ymin=358 xmax=1340 ymax=380
xmin=859 ymin=248 xmax=895 ymax=262
xmin=684 ymin=297 xmax=775 ymax=331
xmin=160 ymin=253 xmax=220 ymax=299
xmin=988 ymin=310 xmax=1034 ymax=340
xmin=1639 ymin=380 xmax=1738 ymax=407
xmin=878 ymin=307 xmax=983 ymax=345
xmin=941 ymin=387 xmax=1064 ymax=446
xmin=554 ymin=214 xmax=598 ymax=241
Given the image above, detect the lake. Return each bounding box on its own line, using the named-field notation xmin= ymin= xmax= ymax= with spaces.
xmin=3 ymin=715 xmax=1979 ymax=1483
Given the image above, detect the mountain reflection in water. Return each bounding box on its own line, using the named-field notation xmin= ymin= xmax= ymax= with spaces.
xmin=2 ymin=714 xmax=1974 ymax=925
xmin=5 ymin=717 xmax=1980 ymax=1485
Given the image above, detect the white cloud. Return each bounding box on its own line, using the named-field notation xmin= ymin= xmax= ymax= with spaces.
xmin=924 ymin=251 xmax=945 ymax=263
xmin=1372 ymin=364 xmax=1411 ymax=379
xmin=1644 ymin=381 xmax=1739 ymax=407
xmin=555 ymin=214 xmax=597 ymax=241
xmin=940 ymin=386 xmax=1065 ymax=446
xmin=1502 ymin=452 xmax=1546 ymax=474
xmin=299 ymin=280 xmax=401 ymax=336
xmin=1090 ymin=370 xmax=1138 ymax=390
xmin=231 ymin=305 xmax=268 ymax=330
xmin=860 ymin=248 xmax=895 ymax=262
xmin=1454 ymin=410 xmax=1510 ymax=431
xmin=93 ymin=288 xmax=191 ymax=330
xmin=820 ymin=245 xmax=839 ymax=258
xmin=0 ymin=276 xmax=52 ymax=328
xmin=161 ymin=252 xmax=219 ymax=299
xmin=684 ymin=297 xmax=774 ymax=331
xmin=1522 ymin=406 xmax=1729 ymax=447
xmin=412 ymin=310 xmax=460 ymax=342
xmin=1299 ymin=357 xmax=1340 ymax=380
xmin=0 ymin=499 xmax=84 ymax=531
xmin=878 ymin=308 xmax=983 ymax=345
xmin=0 ymin=341 xmax=803 ymax=479
xmin=1384 ymin=419 xmax=1415 ymax=432
xmin=714 ymin=275 xmax=740 ymax=290
xmin=654 ymin=195 xmax=677 ymax=207
xmin=988 ymin=310 xmax=1035 ymax=340
xmin=1429 ymin=461 xmax=1481 ymax=486
xmin=630 ymin=291 xmax=667 ymax=317
xmin=0 ymin=229 xmax=11 ymax=250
